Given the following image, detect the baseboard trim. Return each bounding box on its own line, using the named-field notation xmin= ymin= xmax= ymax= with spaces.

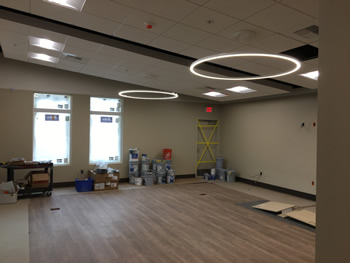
xmin=53 ymin=174 xmax=196 ymax=187
xmin=236 ymin=177 xmax=316 ymax=201
xmin=53 ymin=181 xmax=75 ymax=188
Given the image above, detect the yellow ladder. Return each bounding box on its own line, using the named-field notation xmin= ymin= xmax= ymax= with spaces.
xmin=196 ymin=119 xmax=219 ymax=170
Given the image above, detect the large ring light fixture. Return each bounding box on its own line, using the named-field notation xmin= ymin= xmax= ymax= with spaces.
xmin=190 ymin=53 xmax=301 ymax=81
xmin=118 ymin=90 xmax=178 ymax=100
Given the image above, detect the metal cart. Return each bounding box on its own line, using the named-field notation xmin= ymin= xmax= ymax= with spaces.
xmin=0 ymin=161 xmax=53 ymax=196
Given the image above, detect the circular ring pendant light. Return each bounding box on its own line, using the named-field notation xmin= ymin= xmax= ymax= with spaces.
xmin=118 ymin=90 xmax=178 ymax=100
xmin=190 ymin=53 xmax=301 ymax=81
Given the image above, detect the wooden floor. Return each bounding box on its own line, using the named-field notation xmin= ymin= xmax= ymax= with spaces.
xmin=29 ymin=183 xmax=315 ymax=263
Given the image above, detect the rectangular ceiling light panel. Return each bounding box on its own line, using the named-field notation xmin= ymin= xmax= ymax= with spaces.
xmin=227 ymin=86 xmax=256 ymax=93
xmin=29 ymin=36 xmax=65 ymax=51
xmin=28 ymin=52 xmax=59 ymax=63
xmin=203 ymin=91 xmax=227 ymax=98
xmin=43 ymin=0 xmax=86 ymax=11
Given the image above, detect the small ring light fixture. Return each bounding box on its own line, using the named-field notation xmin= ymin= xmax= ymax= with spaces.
xmin=118 ymin=90 xmax=178 ymax=100
xmin=190 ymin=53 xmax=301 ymax=81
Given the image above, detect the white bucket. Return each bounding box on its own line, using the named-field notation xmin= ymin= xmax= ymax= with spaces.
xmin=141 ymin=161 xmax=149 ymax=171
xmin=211 ymin=168 xmax=216 ymax=175
xmin=167 ymin=175 xmax=175 ymax=184
xmin=157 ymin=161 xmax=166 ymax=172
xmin=134 ymin=177 xmax=143 ymax=186
xmin=129 ymin=162 xmax=139 ymax=172
xmin=129 ymin=148 xmax=139 ymax=162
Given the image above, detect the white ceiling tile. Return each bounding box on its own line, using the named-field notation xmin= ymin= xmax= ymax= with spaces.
xmin=113 ymin=24 xmax=158 ymax=44
xmin=30 ymin=0 xmax=79 ymax=25
xmin=55 ymin=59 xmax=85 ymax=72
xmin=205 ymin=0 xmax=276 ymax=19
xmin=0 ymin=0 xmax=30 ymax=12
xmin=229 ymin=44 xmax=269 ymax=53
xmin=75 ymin=13 xmax=122 ymax=35
xmin=163 ymin=23 xmax=212 ymax=45
xmin=0 ymin=19 xmax=29 ymax=35
xmin=83 ymin=0 xmax=135 ymax=24
xmin=0 ymin=30 xmax=28 ymax=44
xmin=29 ymin=27 xmax=68 ymax=44
xmin=62 ymin=45 xmax=96 ymax=59
xmin=122 ymin=10 xmax=176 ymax=35
xmin=180 ymin=7 xmax=239 ymax=34
xmin=83 ymin=60 xmax=116 ymax=71
xmin=246 ymin=3 xmax=315 ymax=34
xmin=197 ymin=35 xmax=241 ymax=52
xmin=218 ymin=21 xmax=274 ymax=43
xmin=251 ymin=33 xmax=304 ymax=53
xmin=66 ymin=37 xmax=102 ymax=51
xmin=148 ymin=36 xmax=190 ymax=53
xmin=280 ymin=0 xmax=319 ymax=18
xmin=180 ymin=46 xmax=215 ymax=59
xmin=110 ymin=0 xmax=199 ymax=22
xmin=91 ymin=53 xmax=122 ymax=65
xmin=1 ymin=44 xmax=28 ymax=62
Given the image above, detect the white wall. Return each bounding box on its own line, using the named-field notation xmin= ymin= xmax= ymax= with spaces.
xmin=0 ymin=58 xmax=221 ymax=182
xmin=221 ymin=94 xmax=317 ymax=195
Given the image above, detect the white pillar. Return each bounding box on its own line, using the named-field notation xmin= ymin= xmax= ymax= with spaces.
xmin=317 ymin=1 xmax=350 ymax=262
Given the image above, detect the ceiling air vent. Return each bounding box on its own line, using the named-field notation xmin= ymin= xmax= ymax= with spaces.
xmin=63 ymin=52 xmax=89 ymax=64
xmin=294 ymin=25 xmax=319 ymax=40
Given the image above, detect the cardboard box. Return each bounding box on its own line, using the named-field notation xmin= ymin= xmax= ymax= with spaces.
xmin=30 ymin=171 xmax=49 ymax=188
xmin=94 ymin=182 xmax=105 ymax=191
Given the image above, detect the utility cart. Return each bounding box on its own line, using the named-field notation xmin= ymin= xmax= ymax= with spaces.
xmin=0 ymin=161 xmax=53 ymax=196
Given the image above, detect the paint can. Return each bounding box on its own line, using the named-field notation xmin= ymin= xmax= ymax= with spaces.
xmin=152 ymin=160 xmax=158 ymax=171
xmin=226 ymin=170 xmax=236 ymax=182
xmin=163 ymin=148 xmax=172 ymax=160
xmin=204 ymin=173 xmax=211 ymax=180
xmin=157 ymin=171 xmax=166 ymax=184
xmin=167 ymin=175 xmax=175 ymax=184
xmin=141 ymin=154 xmax=147 ymax=161
xmin=211 ymin=168 xmax=216 ymax=175
xmin=216 ymin=168 xmax=227 ymax=181
xmin=128 ymin=172 xmax=135 ymax=184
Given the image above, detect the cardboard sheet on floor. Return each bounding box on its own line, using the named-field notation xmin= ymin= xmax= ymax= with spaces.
xmin=284 ymin=210 xmax=316 ymax=227
xmin=253 ymin=201 xmax=295 ymax=213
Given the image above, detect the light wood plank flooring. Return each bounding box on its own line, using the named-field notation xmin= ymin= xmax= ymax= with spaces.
xmin=29 ymin=183 xmax=315 ymax=263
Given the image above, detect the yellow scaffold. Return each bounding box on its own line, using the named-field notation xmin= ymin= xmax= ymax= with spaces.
xmin=196 ymin=119 xmax=219 ymax=170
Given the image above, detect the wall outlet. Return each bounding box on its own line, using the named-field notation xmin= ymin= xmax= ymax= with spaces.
xmin=80 ymin=170 xmax=84 ymax=174
xmin=259 ymin=171 xmax=263 ymax=176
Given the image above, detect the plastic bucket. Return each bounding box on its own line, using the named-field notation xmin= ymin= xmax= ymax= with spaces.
xmin=167 ymin=175 xmax=175 ymax=184
xmin=165 ymin=160 xmax=172 ymax=171
xmin=128 ymin=172 xmax=135 ymax=184
xmin=141 ymin=154 xmax=147 ymax=161
xmin=163 ymin=149 xmax=172 ymax=160
xmin=157 ymin=161 xmax=166 ymax=172
xmin=216 ymin=158 xmax=224 ymax=169
xmin=157 ymin=171 xmax=166 ymax=184
xmin=211 ymin=168 xmax=216 ymax=175
xmin=129 ymin=148 xmax=139 ymax=162
xmin=134 ymin=177 xmax=143 ymax=186
xmin=204 ymin=173 xmax=211 ymax=180
xmin=141 ymin=161 xmax=149 ymax=171
xmin=227 ymin=170 xmax=236 ymax=182
xmin=129 ymin=162 xmax=139 ymax=172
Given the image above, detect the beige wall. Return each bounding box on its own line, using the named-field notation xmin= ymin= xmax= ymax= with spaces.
xmin=0 ymin=58 xmax=221 ymax=182
xmin=316 ymin=1 xmax=350 ymax=261
xmin=221 ymin=94 xmax=317 ymax=195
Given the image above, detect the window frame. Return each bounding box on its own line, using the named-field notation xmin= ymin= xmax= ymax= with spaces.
xmin=89 ymin=97 xmax=123 ymax=165
xmin=32 ymin=92 xmax=72 ymax=166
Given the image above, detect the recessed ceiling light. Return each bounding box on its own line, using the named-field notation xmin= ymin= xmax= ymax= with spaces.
xmin=300 ymin=70 xmax=319 ymax=80
xmin=28 ymin=52 xmax=59 ymax=63
xmin=190 ymin=53 xmax=301 ymax=81
xmin=227 ymin=86 xmax=256 ymax=94
xmin=203 ymin=91 xmax=228 ymax=98
xmin=43 ymin=0 xmax=86 ymax=11
xmin=29 ymin=36 xmax=65 ymax=51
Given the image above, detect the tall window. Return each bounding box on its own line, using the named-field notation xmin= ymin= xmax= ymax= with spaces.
xmin=89 ymin=97 xmax=122 ymax=164
xmin=33 ymin=93 xmax=71 ymax=165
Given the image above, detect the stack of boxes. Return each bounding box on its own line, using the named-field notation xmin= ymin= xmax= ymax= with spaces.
xmin=88 ymin=170 xmax=119 ymax=191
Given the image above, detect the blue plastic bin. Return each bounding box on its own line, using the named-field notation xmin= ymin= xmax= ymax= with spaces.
xmin=75 ymin=178 xmax=93 ymax=192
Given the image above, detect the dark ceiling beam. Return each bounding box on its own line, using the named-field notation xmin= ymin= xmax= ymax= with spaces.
xmin=0 ymin=5 xmax=311 ymax=93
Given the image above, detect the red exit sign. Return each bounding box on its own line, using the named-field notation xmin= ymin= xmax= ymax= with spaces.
xmin=205 ymin=107 xmax=213 ymax=113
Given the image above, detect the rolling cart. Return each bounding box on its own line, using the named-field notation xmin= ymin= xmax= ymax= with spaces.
xmin=0 ymin=161 xmax=53 ymax=196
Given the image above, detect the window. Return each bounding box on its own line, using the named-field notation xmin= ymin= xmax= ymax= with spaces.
xmin=33 ymin=93 xmax=71 ymax=165
xmin=89 ymin=97 xmax=122 ymax=164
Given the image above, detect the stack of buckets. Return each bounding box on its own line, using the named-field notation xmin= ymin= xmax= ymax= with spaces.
xmin=129 ymin=148 xmax=175 ymax=186
xmin=204 ymin=157 xmax=236 ymax=182
xmin=129 ymin=148 xmax=140 ymax=185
